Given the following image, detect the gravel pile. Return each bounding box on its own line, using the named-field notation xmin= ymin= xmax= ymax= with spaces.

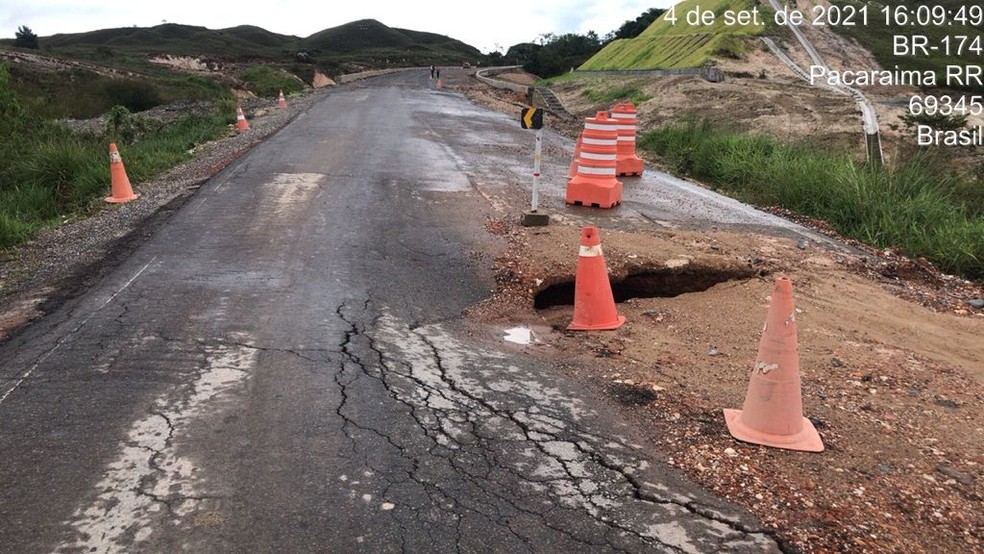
xmin=0 ymin=87 xmax=333 ymax=340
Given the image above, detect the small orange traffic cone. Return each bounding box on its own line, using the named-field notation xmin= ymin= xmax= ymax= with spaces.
xmin=105 ymin=143 xmax=138 ymax=204
xmin=277 ymin=90 xmax=287 ymax=109
xmin=567 ymin=226 xmax=626 ymax=331
xmin=723 ymin=277 xmax=824 ymax=452
xmin=236 ymin=104 xmax=250 ymax=132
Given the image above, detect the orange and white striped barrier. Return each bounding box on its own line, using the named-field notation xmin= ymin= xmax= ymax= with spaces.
xmin=611 ymin=102 xmax=643 ymax=176
xmin=723 ymin=277 xmax=824 ymax=452
xmin=236 ymin=105 xmax=249 ymax=133
xmin=105 ymin=143 xmax=138 ymax=204
xmin=567 ymin=131 xmax=583 ymax=181
xmin=565 ymin=111 xmax=623 ymax=209
xmin=568 ymin=226 xmax=625 ymax=331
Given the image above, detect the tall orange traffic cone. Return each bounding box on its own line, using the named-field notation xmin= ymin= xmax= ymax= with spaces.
xmin=723 ymin=277 xmax=824 ymax=452
xmin=565 ymin=111 xmax=623 ymax=209
xmin=105 ymin=143 xmax=138 ymax=204
xmin=567 ymin=226 xmax=626 ymax=331
xmin=277 ymin=90 xmax=287 ymax=109
xmin=611 ymin=102 xmax=644 ymax=177
xmin=236 ymin=104 xmax=250 ymax=132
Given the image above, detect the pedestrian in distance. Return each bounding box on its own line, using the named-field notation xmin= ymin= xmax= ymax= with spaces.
xmin=430 ymin=65 xmax=435 ymax=79
xmin=435 ymin=67 xmax=441 ymax=79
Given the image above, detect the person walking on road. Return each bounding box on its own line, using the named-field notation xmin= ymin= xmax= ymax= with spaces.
xmin=430 ymin=65 xmax=435 ymax=79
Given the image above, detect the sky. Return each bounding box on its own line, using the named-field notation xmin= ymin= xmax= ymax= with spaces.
xmin=0 ymin=0 xmax=674 ymax=54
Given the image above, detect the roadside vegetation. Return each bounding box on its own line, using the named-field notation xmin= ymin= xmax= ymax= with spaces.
xmin=0 ymin=65 xmax=230 ymax=249
xmin=581 ymin=86 xmax=650 ymax=106
xmin=639 ymin=118 xmax=984 ymax=282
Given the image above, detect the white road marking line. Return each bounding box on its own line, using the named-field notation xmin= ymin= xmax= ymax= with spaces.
xmin=0 ymin=257 xmax=158 ymax=407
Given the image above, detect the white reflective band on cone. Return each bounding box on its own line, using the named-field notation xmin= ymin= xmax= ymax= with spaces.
xmin=578 ymin=166 xmax=617 ymax=175
xmin=582 ymin=137 xmax=617 ymax=146
xmin=580 ymin=152 xmax=617 ymax=161
xmin=110 ymin=152 xmax=122 ymax=163
xmin=579 ymin=245 xmax=603 ymax=257
xmin=612 ymin=113 xmax=635 ymax=119
xmin=617 ymin=136 xmax=636 ymax=142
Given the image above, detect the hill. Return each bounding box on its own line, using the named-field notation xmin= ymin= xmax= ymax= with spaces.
xmin=579 ymin=0 xmax=765 ymax=70
xmin=0 ymin=19 xmax=483 ymax=119
xmin=7 ymin=19 xmax=481 ymax=68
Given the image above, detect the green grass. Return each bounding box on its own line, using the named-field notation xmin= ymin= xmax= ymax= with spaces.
xmin=582 ymin=86 xmax=650 ymax=104
xmin=240 ymin=65 xmax=305 ymax=97
xmin=0 ymin=113 xmax=229 ymax=249
xmin=7 ymin=63 xmax=232 ymax=119
xmin=639 ymin=118 xmax=984 ymax=281
xmin=580 ymin=0 xmax=765 ymax=69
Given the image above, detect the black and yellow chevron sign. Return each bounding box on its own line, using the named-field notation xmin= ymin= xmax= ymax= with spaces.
xmin=520 ymin=107 xmax=543 ymax=130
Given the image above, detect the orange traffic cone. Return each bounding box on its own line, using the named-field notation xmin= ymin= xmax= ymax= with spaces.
xmin=105 ymin=143 xmax=138 ymax=204
xmin=236 ymin=104 xmax=250 ymax=132
xmin=277 ymin=90 xmax=287 ymax=109
xmin=567 ymin=226 xmax=626 ymax=331
xmin=723 ymin=277 xmax=824 ymax=452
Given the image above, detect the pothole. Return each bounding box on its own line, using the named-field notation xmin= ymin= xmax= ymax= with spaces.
xmin=533 ymin=265 xmax=762 ymax=309
xmin=607 ymin=382 xmax=659 ymax=406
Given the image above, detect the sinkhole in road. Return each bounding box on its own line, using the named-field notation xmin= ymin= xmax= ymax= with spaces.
xmin=533 ymin=265 xmax=762 ymax=309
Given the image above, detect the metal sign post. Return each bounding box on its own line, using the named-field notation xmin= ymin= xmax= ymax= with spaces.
xmin=520 ymin=108 xmax=549 ymax=227
xmin=532 ymin=128 xmax=542 ymax=212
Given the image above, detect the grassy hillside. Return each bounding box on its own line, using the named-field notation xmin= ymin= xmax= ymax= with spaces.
xmin=39 ymin=24 xmax=293 ymax=61
xmin=15 ymin=19 xmax=481 ymax=69
xmin=0 ymin=18 xmax=483 ymax=119
xmin=580 ymin=0 xmax=765 ymax=70
xmin=301 ymin=19 xmax=480 ymax=64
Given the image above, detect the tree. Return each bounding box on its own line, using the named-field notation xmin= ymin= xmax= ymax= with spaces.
xmin=523 ymin=33 xmax=601 ymax=77
xmin=14 ymin=26 xmax=39 ymax=49
xmin=610 ymin=8 xmax=665 ymax=43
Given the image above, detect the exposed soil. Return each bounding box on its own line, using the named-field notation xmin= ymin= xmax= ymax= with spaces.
xmin=446 ymin=67 xmax=984 ymax=553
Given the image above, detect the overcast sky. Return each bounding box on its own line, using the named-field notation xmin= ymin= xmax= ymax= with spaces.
xmin=1 ymin=0 xmax=674 ymax=53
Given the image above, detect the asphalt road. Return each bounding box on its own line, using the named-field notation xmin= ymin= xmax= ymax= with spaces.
xmin=0 ymin=69 xmax=784 ymax=552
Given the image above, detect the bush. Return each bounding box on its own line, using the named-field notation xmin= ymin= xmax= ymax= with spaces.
xmin=582 ymin=85 xmax=650 ymax=105
xmin=639 ymin=118 xmax=984 ymax=281
xmin=240 ymin=65 xmax=305 ymax=97
xmin=104 ymin=79 xmax=164 ymax=112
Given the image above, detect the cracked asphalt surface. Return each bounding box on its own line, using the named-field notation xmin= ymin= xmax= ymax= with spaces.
xmin=0 ymin=70 xmax=780 ymax=552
